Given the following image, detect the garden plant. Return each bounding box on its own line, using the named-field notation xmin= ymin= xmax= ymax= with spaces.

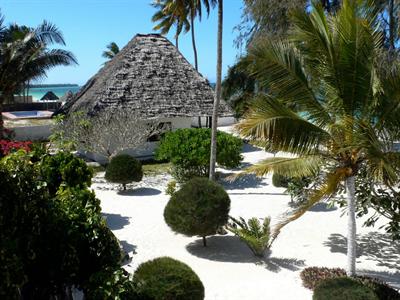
xmin=164 ymin=177 xmax=231 ymax=246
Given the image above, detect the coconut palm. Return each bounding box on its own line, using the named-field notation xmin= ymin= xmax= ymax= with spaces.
xmin=236 ymin=0 xmax=400 ymax=276
xmin=152 ymin=0 xmax=190 ymax=49
xmin=0 ymin=18 xmax=77 ymax=136
xmin=209 ymin=0 xmax=222 ymax=180
xmin=102 ymin=42 xmax=119 ymax=60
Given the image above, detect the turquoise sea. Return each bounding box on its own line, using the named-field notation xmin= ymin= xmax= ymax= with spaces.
xmin=24 ymin=86 xmax=81 ymax=100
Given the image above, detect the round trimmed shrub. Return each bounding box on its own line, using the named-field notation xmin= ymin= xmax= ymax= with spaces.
xmin=164 ymin=177 xmax=230 ymax=246
xmin=272 ymin=173 xmax=289 ymax=188
xmin=133 ymin=257 xmax=204 ymax=300
xmin=313 ymin=277 xmax=379 ymax=300
xmin=105 ymin=155 xmax=143 ymax=190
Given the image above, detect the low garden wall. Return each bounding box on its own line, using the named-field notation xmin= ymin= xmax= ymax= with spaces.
xmin=12 ymin=125 xmax=53 ymax=141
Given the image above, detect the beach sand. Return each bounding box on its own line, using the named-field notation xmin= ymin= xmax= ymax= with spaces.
xmin=92 ymin=126 xmax=400 ymax=300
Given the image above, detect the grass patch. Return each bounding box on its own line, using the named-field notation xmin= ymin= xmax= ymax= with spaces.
xmin=142 ymin=162 xmax=171 ymax=176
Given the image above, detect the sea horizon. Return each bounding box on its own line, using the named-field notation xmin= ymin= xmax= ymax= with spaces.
xmin=22 ymin=85 xmax=81 ymax=101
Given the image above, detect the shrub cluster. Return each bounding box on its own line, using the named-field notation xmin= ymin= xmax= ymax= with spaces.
xmin=134 ymin=257 xmax=205 ymax=300
xmin=156 ymin=128 xmax=243 ymax=182
xmin=105 ymin=154 xmax=143 ymax=190
xmin=272 ymin=173 xmax=289 ymax=188
xmin=164 ymin=177 xmax=231 ymax=246
xmin=0 ymin=151 xmax=122 ymax=299
xmin=313 ymin=277 xmax=378 ymax=300
xmin=301 ymin=267 xmax=400 ymax=300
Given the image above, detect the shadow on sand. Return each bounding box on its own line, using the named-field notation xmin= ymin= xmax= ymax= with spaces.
xmin=186 ymin=235 xmax=305 ymax=273
xmin=308 ymin=202 xmax=337 ymax=212
xmin=242 ymin=143 xmax=262 ymax=153
xmin=219 ymin=173 xmax=268 ymax=190
xmin=358 ymin=269 xmax=400 ymax=289
xmin=102 ymin=213 xmax=131 ymax=230
xmin=117 ymin=187 xmax=162 ymax=196
xmin=323 ymin=232 xmax=400 ymax=270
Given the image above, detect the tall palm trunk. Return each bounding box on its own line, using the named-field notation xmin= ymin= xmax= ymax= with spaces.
xmin=209 ymin=0 xmax=223 ymax=180
xmin=175 ymin=23 xmax=180 ymax=49
xmin=190 ymin=9 xmax=202 ymax=128
xmin=345 ymin=175 xmax=357 ymax=276
xmin=190 ymin=11 xmax=198 ymax=70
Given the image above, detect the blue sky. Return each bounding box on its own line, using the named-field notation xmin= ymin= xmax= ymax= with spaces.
xmin=2 ymin=0 xmax=245 ymax=85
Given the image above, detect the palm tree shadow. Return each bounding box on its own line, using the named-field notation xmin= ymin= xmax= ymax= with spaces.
xmin=186 ymin=235 xmax=305 ymax=273
xmin=219 ymin=173 xmax=268 ymax=190
xmin=323 ymin=232 xmax=400 ymax=269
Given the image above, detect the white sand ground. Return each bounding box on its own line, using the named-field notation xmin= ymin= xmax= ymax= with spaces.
xmin=92 ymin=126 xmax=400 ymax=300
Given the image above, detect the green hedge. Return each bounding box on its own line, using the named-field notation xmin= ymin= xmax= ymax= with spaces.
xmin=156 ymin=128 xmax=242 ymax=182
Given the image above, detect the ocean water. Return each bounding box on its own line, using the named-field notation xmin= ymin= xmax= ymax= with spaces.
xmin=23 ymin=86 xmax=81 ymax=101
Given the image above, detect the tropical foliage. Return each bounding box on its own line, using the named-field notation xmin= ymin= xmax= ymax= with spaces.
xmin=0 ymin=14 xmax=77 ymax=136
xmin=0 ymin=151 xmax=124 ymax=299
xmin=102 ymin=42 xmax=120 ymax=60
xmin=227 ymin=216 xmax=271 ymax=257
xmin=236 ymin=0 xmax=400 ymax=276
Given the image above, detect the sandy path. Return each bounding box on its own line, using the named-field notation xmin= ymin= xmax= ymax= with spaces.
xmin=93 ymin=127 xmax=400 ymax=300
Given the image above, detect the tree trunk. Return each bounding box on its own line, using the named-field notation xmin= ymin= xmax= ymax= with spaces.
xmin=190 ymin=12 xmax=198 ymax=71
xmin=123 ymin=184 xmax=126 ymax=191
xmin=389 ymin=0 xmax=395 ymax=50
xmin=345 ymin=176 xmax=357 ymax=276
xmin=209 ymin=0 xmax=223 ymax=181
xmin=175 ymin=24 xmax=179 ymax=49
xmin=190 ymin=11 xmax=201 ymax=128
xmin=202 ymin=236 xmax=207 ymax=247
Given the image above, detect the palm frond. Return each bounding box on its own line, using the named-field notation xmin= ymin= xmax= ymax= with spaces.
xmin=236 ymin=95 xmax=331 ymax=156
xmin=35 ymin=20 xmax=65 ymax=45
xmin=247 ymin=39 xmax=332 ymax=127
xmin=239 ymin=156 xmax=324 ymax=178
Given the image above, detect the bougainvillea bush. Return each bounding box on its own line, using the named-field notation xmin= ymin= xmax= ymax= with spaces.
xmin=0 ymin=140 xmax=32 ymax=157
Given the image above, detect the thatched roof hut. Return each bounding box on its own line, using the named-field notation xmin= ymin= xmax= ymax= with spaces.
xmin=41 ymin=91 xmax=59 ymax=101
xmin=57 ymin=34 xmax=231 ymax=117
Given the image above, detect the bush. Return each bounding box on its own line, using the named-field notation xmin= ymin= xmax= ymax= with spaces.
xmin=313 ymin=277 xmax=378 ymax=300
xmin=40 ymin=151 xmax=93 ymax=194
xmin=165 ymin=180 xmax=177 ymax=196
xmin=227 ymin=216 xmax=271 ymax=257
xmin=133 ymin=257 xmax=204 ymax=300
xmin=105 ymin=154 xmax=143 ymax=190
xmin=0 ymin=151 xmax=124 ymax=299
xmin=300 ymin=267 xmax=346 ymax=290
xmin=164 ymin=177 xmax=230 ymax=246
xmin=301 ymin=267 xmax=400 ymax=300
xmin=156 ymin=128 xmax=243 ymax=182
xmin=272 ymin=173 xmax=289 ymax=188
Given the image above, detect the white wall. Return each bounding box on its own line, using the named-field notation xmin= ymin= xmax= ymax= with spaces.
xmin=191 ymin=116 xmax=236 ymax=127
xmin=12 ymin=125 xmax=52 ymax=141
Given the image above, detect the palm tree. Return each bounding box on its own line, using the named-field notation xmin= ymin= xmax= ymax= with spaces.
xmin=208 ymin=0 xmax=222 ymax=180
xmin=102 ymin=42 xmax=120 ymax=60
xmin=151 ymin=0 xmax=190 ymax=49
xmin=0 ymin=17 xmax=77 ymax=137
xmin=236 ymin=0 xmax=400 ymax=276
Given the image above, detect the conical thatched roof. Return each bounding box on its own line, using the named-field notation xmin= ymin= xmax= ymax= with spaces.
xmin=57 ymin=34 xmax=232 ymax=117
xmin=41 ymin=91 xmax=59 ymax=101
